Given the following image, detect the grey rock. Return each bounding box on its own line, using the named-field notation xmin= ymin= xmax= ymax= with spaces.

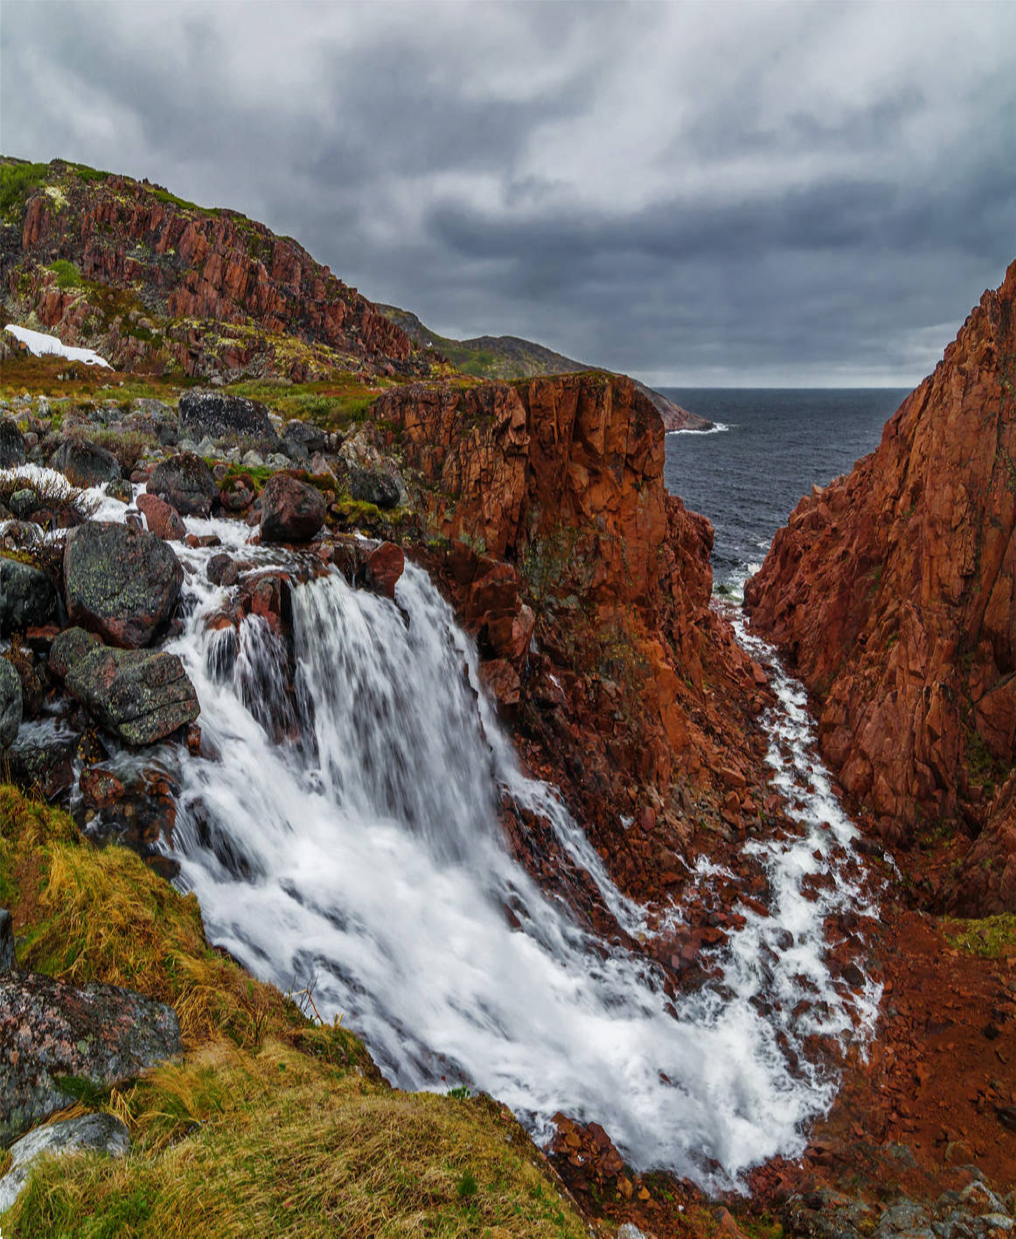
xmin=7 ymin=488 xmax=38 ymax=519
xmin=617 ymin=1227 xmax=648 ymax=1239
xmin=49 ymin=439 xmax=122 ymax=487
xmin=241 ymin=449 xmax=265 ymax=469
xmin=148 ymin=452 xmax=218 ymax=517
xmin=0 ymin=658 xmax=22 ymax=748
xmin=0 ymin=1113 xmax=130 ymax=1213
xmin=0 ymin=969 xmax=181 ymax=1146
xmin=283 ymin=419 xmax=326 ymax=459
xmin=64 ymin=521 xmax=182 ymax=648
xmin=51 ymin=628 xmax=199 ymax=747
xmin=5 ymin=719 xmax=80 ymax=802
xmin=131 ymin=397 xmax=173 ymax=421
xmin=179 ymin=391 xmax=280 ymax=447
xmin=0 ymin=556 xmax=58 ymax=634
xmin=0 ymin=417 xmax=27 ymax=468
xmin=0 ymin=909 xmax=14 ymax=974
xmin=340 ymin=431 xmax=404 ymax=510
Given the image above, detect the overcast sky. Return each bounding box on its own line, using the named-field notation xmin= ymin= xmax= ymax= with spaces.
xmin=2 ymin=1 xmax=1013 ymax=386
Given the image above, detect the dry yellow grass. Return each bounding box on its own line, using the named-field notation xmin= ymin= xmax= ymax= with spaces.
xmin=0 ymin=786 xmax=588 ymax=1237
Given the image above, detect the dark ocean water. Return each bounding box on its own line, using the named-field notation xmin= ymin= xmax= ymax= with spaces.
xmin=661 ymin=388 xmax=909 ymax=595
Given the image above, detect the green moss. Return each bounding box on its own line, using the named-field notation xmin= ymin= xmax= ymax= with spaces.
xmin=0 ymin=160 xmax=50 ymax=220
xmin=48 ymin=259 xmax=81 ymax=290
xmin=943 ymin=914 xmax=1016 ymax=958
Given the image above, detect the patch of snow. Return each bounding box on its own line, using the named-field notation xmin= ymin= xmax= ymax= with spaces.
xmin=4 ymin=324 xmax=111 ymax=369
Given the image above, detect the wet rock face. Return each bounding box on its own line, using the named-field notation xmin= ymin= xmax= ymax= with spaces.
xmin=0 ymin=555 xmax=58 ymax=634
xmin=0 ymin=969 xmax=181 ymax=1146
xmin=147 ymin=451 xmax=218 ymax=517
xmin=364 ymin=541 xmax=405 ymax=599
xmin=0 ymin=658 xmax=23 ymax=747
xmin=260 ymin=473 xmax=326 ymax=542
xmin=49 ymin=438 xmax=122 ymax=487
xmin=0 ymin=417 xmax=27 ymax=468
xmin=179 ymin=391 xmax=280 ymax=446
xmin=64 ymin=520 xmax=183 ymax=647
xmin=746 ymin=262 xmax=1016 ymax=914
xmin=0 ymin=1113 xmax=130 ymax=1213
xmin=50 ymin=627 xmax=199 ymax=746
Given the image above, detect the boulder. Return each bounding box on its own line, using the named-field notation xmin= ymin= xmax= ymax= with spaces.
xmin=283 ymin=419 xmax=326 ymax=460
xmin=136 ymin=492 xmax=186 ymax=541
xmin=220 ymin=472 xmax=256 ymax=512
xmin=260 ymin=474 xmax=326 ymax=542
xmin=0 ymin=969 xmax=181 ymax=1145
xmin=0 ymin=908 xmax=14 ymax=974
xmin=207 ymin=552 xmax=239 ymax=587
xmin=7 ymin=487 xmax=38 ymax=519
xmin=51 ymin=628 xmax=200 ymax=746
xmin=179 ymin=391 xmax=280 ymax=446
xmin=0 ymin=658 xmax=23 ymax=747
xmin=5 ymin=721 xmax=79 ymax=802
xmin=49 ymin=439 xmax=122 ymax=487
xmin=147 ymin=452 xmax=218 ymax=517
xmin=339 ymin=430 xmax=403 ymax=509
xmin=364 ymin=541 xmax=405 ymax=600
xmin=0 ymin=417 xmax=26 ymax=468
xmin=64 ymin=521 xmax=183 ymax=647
xmin=0 ymin=1113 xmax=131 ymax=1214
xmin=0 ymin=555 xmax=58 ymax=634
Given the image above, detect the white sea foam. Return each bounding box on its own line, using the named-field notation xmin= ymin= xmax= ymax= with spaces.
xmin=667 ymin=421 xmax=731 ymax=436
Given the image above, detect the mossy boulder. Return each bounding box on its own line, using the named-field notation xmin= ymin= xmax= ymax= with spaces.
xmin=50 ymin=627 xmax=199 ymax=746
xmin=179 ymin=391 xmax=279 ymax=447
xmin=63 ymin=521 xmax=182 ymax=648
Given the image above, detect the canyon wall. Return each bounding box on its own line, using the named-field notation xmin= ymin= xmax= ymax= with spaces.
xmin=746 ymin=262 xmax=1016 ymax=914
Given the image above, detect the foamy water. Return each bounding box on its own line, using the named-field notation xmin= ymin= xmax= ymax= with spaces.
xmin=12 ymin=469 xmax=882 ymax=1189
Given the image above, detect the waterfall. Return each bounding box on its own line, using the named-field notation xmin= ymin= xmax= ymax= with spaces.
xmin=155 ymin=508 xmax=881 ymax=1190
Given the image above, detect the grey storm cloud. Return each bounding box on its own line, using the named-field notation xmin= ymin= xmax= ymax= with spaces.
xmin=1 ymin=0 xmax=1013 ymax=386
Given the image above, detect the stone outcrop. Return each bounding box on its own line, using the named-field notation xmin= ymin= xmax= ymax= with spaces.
xmin=64 ymin=521 xmax=183 ymax=647
xmin=746 ymin=262 xmax=1016 ymax=914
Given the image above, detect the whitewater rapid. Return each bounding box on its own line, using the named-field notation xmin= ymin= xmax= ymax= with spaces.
xmin=145 ymin=504 xmax=879 ymax=1189
xmin=8 ymin=463 xmax=881 ymax=1189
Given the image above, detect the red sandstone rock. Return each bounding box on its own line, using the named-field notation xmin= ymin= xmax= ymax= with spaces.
xmin=136 ymin=493 xmax=185 ymax=542
xmin=364 ymin=542 xmax=405 ymax=600
xmin=260 ymin=474 xmax=326 ymax=543
xmin=746 ymin=262 xmax=1016 ymax=914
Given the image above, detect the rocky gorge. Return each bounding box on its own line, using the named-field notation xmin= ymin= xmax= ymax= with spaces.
xmin=0 ymin=156 xmax=1012 ymax=1239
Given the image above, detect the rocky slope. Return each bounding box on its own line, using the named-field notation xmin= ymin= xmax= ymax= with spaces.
xmin=1 ymin=157 xmax=424 ymax=381
xmin=378 ymin=302 xmax=712 ymax=430
xmin=746 ymin=262 xmax=1016 ymax=915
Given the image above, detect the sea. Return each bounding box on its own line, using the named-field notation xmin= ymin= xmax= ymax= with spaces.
xmin=661 ymin=388 xmax=910 ymax=596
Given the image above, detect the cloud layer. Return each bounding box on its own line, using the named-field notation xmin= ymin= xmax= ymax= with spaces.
xmin=2 ymin=0 xmax=1013 ymax=385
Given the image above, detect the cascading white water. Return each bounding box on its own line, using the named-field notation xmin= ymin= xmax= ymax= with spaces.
xmin=4 ymin=462 xmax=881 ymax=1189
xmin=154 ymin=506 xmax=881 ymax=1191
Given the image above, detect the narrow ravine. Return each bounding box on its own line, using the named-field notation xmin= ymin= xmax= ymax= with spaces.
xmin=97 ymin=490 xmax=881 ymax=1192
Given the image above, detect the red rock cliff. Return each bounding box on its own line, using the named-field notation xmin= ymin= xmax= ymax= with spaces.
xmin=371 ymin=372 xmax=773 ymax=912
xmin=2 ymin=159 xmax=420 ymax=379
xmin=746 ymin=262 xmax=1016 ymax=914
